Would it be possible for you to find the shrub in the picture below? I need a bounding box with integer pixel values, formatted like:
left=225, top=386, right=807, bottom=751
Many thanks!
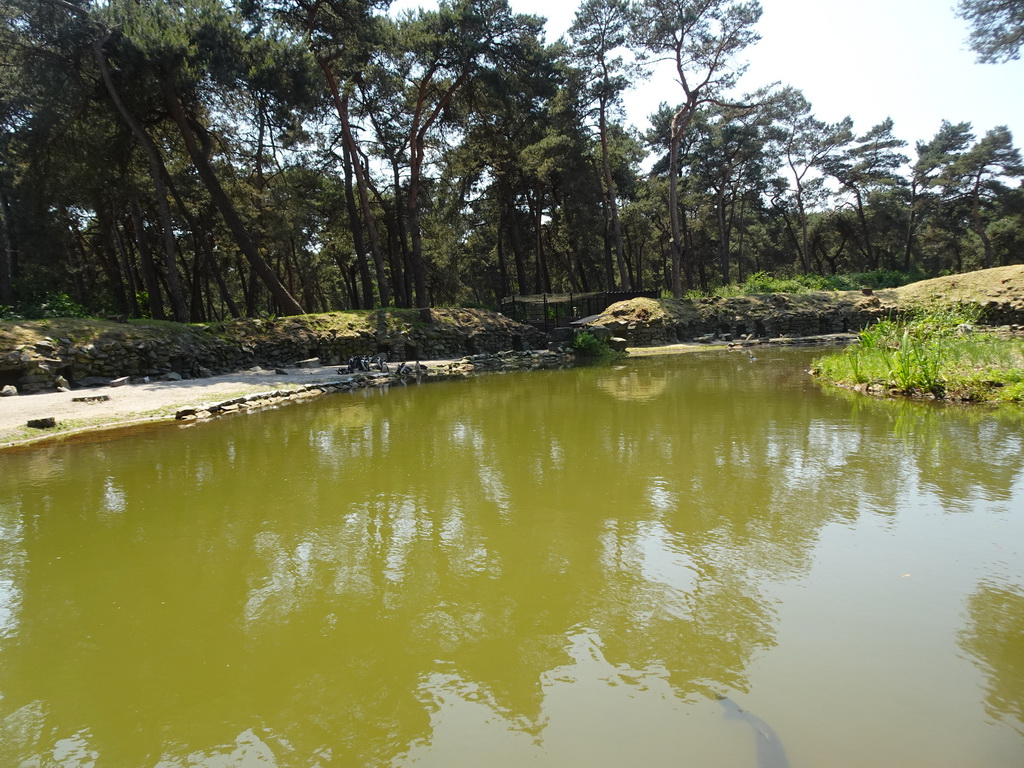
left=572, top=331, right=619, bottom=359
left=692, top=269, right=928, bottom=299
left=8, top=293, right=92, bottom=320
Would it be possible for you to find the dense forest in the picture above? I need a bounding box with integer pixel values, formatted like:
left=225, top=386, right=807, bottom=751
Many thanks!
left=1, top=0, right=1022, bottom=321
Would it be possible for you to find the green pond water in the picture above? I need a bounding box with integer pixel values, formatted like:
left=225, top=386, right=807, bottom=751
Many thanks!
left=0, top=348, right=1022, bottom=767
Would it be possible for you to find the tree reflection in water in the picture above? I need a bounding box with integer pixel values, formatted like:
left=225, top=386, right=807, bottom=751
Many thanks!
left=959, top=580, right=1024, bottom=736
left=0, top=349, right=1021, bottom=765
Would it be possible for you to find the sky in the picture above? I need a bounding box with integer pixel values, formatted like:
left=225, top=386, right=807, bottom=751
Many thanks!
left=389, top=0, right=1024, bottom=153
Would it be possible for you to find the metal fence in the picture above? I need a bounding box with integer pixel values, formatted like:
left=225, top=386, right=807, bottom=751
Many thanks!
left=500, top=290, right=660, bottom=333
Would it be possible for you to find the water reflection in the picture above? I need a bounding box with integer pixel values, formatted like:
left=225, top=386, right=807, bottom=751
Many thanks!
left=595, top=367, right=670, bottom=402
left=959, top=579, right=1024, bottom=736
left=0, top=350, right=1021, bottom=765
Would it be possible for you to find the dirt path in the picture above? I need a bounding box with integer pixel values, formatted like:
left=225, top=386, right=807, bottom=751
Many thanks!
left=0, top=365, right=358, bottom=451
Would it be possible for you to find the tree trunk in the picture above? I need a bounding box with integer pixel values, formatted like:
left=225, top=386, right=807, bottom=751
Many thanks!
left=496, top=208, right=510, bottom=299
left=379, top=207, right=407, bottom=309
left=667, top=104, right=694, bottom=297
left=903, top=181, right=918, bottom=272
left=391, top=162, right=411, bottom=307
left=91, top=210, right=130, bottom=316
left=0, top=187, right=13, bottom=305
left=795, top=179, right=812, bottom=274
left=111, top=217, right=141, bottom=318
left=625, top=227, right=643, bottom=291
left=407, top=162, right=429, bottom=310
left=341, top=139, right=373, bottom=309
left=599, top=101, right=631, bottom=290
left=736, top=199, right=747, bottom=283
left=337, top=92, right=389, bottom=306
left=969, top=178, right=994, bottom=269
left=167, top=181, right=242, bottom=319
left=66, top=234, right=87, bottom=307
left=406, top=69, right=468, bottom=313
left=188, top=243, right=206, bottom=322
left=93, top=37, right=189, bottom=321
left=162, top=81, right=304, bottom=316
left=502, top=178, right=529, bottom=294
left=679, top=203, right=694, bottom=291
left=532, top=192, right=550, bottom=294
left=716, top=190, right=731, bottom=285
left=850, top=188, right=878, bottom=270
left=129, top=198, right=166, bottom=320
left=204, top=249, right=239, bottom=318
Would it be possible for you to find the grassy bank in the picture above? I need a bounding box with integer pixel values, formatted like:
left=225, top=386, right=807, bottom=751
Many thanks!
left=811, top=306, right=1024, bottom=403
left=683, top=268, right=924, bottom=299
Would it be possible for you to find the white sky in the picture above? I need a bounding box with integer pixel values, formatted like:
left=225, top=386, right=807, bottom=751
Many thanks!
left=390, top=0, right=1024, bottom=152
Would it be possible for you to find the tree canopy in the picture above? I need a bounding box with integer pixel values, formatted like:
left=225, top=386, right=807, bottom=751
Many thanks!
left=1, top=0, right=1021, bottom=320
left=958, top=0, right=1024, bottom=63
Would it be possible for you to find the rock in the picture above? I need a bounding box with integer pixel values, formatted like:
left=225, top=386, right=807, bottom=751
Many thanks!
left=1, top=385, right=17, bottom=397
left=608, top=337, right=629, bottom=352
left=296, top=357, right=321, bottom=368
left=72, top=395, right=110, bottom=403
left=275, top=368, right=289, bottom=375
left=197, top=367, right=213, bottom=378
left=162, top=372, right=183, bottom=382
left=19, top=372, right=52, bottom=384
left=79, top=376, right=113, bottom=388
left=109, top=377, right=130, bottom=387
left=54, top=375, right=69, bottom=389
left=27, top=417, right=57, bottom=429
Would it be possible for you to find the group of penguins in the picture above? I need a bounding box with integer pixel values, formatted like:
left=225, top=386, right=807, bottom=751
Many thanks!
left=340, top=355, right=419, bottom=377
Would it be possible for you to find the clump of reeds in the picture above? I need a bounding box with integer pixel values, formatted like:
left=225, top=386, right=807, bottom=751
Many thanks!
left=812, top=304, right=1024, bottom=402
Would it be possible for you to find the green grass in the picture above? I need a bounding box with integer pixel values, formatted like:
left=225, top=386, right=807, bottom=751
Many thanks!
left=681, top=269, right=925, bottom=300
left=812, top=304, right=1024, bottom=402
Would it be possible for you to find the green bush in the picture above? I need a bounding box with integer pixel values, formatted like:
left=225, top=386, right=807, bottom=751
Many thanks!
left=572, top=331, right=619, bottom=359
left=694, top=269, right=927, bottom=299
left=6, top=293, right=92, bottom=320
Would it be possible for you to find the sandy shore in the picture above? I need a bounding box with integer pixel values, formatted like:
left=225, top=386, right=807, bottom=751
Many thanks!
left=0, top=343, right=734, bottom=451
left=0, top=365, right=362, bottom=451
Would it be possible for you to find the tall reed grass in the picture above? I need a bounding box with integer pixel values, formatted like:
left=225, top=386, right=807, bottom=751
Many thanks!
left=812, top=305, right=1024, bottom=402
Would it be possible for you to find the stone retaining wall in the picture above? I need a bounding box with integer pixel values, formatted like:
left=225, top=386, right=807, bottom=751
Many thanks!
left=6, top=289, right=1023, bottom=396
left=1, top=310, right=548, bottom=395
left=589, top=296, right=890, bottom=347
left=589, top=293, right=1024, bottom=347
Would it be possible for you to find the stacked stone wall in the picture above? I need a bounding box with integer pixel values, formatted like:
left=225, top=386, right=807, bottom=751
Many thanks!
left=0, top=312, right=548, bottom=395
left=591, top=293, right=1024, bottom=347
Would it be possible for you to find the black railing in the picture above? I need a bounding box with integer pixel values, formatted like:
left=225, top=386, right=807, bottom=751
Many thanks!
left=500, top=290, right=659, bottom=333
